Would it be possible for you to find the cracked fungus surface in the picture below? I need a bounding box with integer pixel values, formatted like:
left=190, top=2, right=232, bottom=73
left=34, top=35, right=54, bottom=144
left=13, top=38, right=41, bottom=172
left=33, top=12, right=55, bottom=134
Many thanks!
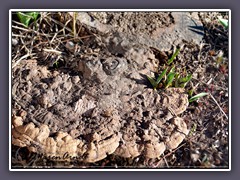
left=12, top=47, right=189, bottom=163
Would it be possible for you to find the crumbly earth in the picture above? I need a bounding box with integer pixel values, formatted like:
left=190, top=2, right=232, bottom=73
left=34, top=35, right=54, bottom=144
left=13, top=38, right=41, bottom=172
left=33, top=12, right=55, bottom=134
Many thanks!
left=88, top=12, right=174, bottom=35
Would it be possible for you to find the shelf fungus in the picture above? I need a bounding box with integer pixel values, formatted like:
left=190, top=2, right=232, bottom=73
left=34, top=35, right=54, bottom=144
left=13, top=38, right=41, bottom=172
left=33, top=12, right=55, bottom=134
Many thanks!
left=12, top=47, right=189, bottom=163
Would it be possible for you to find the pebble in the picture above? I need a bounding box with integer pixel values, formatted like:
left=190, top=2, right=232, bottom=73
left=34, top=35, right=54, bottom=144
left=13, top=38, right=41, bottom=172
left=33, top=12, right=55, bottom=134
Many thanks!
left=191, top=153, right=200, bottom=162
left=12, top=38, right=18, bottom=46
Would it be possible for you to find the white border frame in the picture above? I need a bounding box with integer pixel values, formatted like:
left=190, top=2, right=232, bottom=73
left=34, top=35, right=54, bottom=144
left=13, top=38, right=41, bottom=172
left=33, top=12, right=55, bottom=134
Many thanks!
left=9, top=9, right=231, bottom=171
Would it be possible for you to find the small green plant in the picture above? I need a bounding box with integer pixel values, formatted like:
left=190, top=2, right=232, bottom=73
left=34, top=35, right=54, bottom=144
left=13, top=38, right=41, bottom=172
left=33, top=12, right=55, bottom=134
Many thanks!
left=218, top=18, right=228, bottom=29
left=177, top=74, right=192, bottom=88
left=188, top=92, right=209, bottom=103
left=17, top=12, right=40, bottom=27
left=189, top=123, right=197, bottom=136
left=165, top=71, right=176, bottom=88
left=147, top=48, right=192, bottom=90
left=147, top=68, right=168, bottom=90
left=53, top=60, right=59, bottom=68
left=147, top=48, right=208, bottom=103
left=167, top=48, right=180, bottom=65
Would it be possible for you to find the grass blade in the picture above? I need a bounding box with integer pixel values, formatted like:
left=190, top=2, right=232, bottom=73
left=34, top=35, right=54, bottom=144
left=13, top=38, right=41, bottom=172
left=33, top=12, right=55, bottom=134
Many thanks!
left=189, top=92, right=209, bottom=103
left=17, top=12, right=32, bottom=27
left=188, top=89, right=194, bottom=97
left=178, top=74, right=192, bottom=83
left=156, top=68, right=168, bottom=84
left=147, top=75, right=158, bottom=90
left=169, top=65, right=175, bottom=73
left=218, top=18, right=228, bottom=29
left=17, top=12, right=40, bottom=27
left=174, top=73, right=180, bottom=87
left=179, top=74, right=192, bottom=87
left=167, top=48, right=180, bottom=65
left=165, top=72, right=175, bottom=88
left=27, top=12, right=39, bottom=21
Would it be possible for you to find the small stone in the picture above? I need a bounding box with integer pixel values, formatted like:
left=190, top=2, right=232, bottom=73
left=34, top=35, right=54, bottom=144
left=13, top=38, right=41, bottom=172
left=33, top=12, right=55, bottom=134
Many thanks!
left=65, top=41, right=75, bottom=52
left=213, top=140, right=220, bottom=148
left=12, top=38, right=18, bottom=46
left=191, top=153, right=200, bottom=162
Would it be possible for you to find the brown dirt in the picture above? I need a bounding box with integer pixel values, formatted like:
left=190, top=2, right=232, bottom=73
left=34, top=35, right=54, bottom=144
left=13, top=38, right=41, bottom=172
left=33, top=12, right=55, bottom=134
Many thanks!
left=88, top=12, right=174, bottom=36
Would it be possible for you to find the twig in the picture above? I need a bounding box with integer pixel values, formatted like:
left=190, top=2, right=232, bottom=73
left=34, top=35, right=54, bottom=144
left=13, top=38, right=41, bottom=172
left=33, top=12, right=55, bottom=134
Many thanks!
left=43, top=48, right=62, bottom=55
left=50, top=33, right=58, bottom=44
left=209, top=93, right=228, bottom=119
left=45, top=16, right=73, bottom=34
left=12, top=53, right=36, bottom=68
left=12, top=33, right=26, bottom=38
left=163, top=153, right=169, bottom=168
left=206, top=77, right=213, bottom=85
left=19, top=36, right=29, bottom=53
left=12, top=20, right=29, bottom=28
left=197, top=42, right=205, bottom=61
left=73, top=12, right=77, bottom=38
left=12, top=25, right=52, bottom=38
left=15, top=147, right=22, bottom=160
left=162, top=143, right=186, bottom=159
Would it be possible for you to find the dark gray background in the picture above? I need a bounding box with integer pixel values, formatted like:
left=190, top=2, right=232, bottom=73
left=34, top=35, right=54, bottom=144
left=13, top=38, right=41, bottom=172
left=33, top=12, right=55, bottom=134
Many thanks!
left=1, top=0, right=238, bottom=179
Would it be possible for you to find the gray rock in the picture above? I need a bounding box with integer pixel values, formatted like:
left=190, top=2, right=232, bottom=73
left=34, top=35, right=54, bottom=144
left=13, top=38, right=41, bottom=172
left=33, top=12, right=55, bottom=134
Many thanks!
left=74, top=12, right=204, bottom=51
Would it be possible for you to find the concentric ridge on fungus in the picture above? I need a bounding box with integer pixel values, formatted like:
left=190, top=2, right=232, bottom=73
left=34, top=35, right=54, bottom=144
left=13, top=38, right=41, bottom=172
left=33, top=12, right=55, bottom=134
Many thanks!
left=12, top=47, right=189, bottom=163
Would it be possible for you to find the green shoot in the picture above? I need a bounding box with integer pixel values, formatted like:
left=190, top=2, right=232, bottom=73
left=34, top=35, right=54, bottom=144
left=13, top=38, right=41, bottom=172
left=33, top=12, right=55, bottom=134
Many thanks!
left=188, top=92, right=209, bottom=103
left=165, top=72, right=176, bottom=88
left=169, top=65, right=175, bottom=73
left=147, top=67, right=169, bottom=90
left=17, top=12, right=40, bottom=27
left=174, top=73, right=180, bottom=87
left=146, top=48, right=195, bottom=90
left=188, top=89, right=194, bottom=97
left=147, top=75, right=158, bottom=90
left=178, top=74, right=192, bottom=88
left=189, top=123, right=197, bottom=136
left=156, top=68, right=168, bottom=84
left=167, top=48, right=180, bottom=65
left=218, top=18, right=228, bottom=29
left=216, top=56, right=224, bottom=65
left=53, top=60, right=59, bottom=68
